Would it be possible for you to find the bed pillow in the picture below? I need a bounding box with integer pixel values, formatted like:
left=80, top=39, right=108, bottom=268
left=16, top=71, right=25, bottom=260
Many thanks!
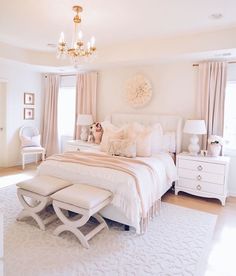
left=162, top=132, right=176, bottom=153
left=107, top=138, right=136, bottom=158
left=20, top=134, right=41, bottom=148
left=100, top=122, right=126, bottom=152
left=126, top=123, right=152, bottom=157
left=151, top=123, right=164, bottom=154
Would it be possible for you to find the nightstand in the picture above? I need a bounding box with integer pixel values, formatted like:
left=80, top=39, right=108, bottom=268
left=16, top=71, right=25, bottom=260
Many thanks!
left=64, top=140, right=100, bottom=153
left=175, top=152, right=230, bottom=206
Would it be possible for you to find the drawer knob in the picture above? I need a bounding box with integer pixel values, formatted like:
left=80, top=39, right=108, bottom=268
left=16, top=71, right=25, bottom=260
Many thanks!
left=197, top=165, right=203, bottom=171
left=196, top=184, right=201, bottom=190
left=197, top=175, right=202, bottom=181
left=77, top=148, right=80, bottom=151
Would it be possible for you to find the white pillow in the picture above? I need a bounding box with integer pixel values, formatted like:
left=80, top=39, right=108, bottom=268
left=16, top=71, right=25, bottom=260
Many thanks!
left=162, top=132, right=176, bottom=153
left=21, top=134, right=41, bottom=148
left=151, top=123, right=163, bottom=154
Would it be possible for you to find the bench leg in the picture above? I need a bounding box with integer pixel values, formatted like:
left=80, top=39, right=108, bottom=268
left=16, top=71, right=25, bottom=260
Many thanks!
left=17, top=189, right=56, bottom=230
left=53, top=201, right=108, bottom=249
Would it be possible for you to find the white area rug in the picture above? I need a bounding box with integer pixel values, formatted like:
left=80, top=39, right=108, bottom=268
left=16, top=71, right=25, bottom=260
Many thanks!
left=1, top=185, right=217, bottom=276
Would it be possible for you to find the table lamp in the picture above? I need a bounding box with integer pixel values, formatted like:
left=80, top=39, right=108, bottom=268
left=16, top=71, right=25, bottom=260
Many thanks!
left=77, top=114, right=93, bottom=141
left=183, top=120, right=207, bottom=155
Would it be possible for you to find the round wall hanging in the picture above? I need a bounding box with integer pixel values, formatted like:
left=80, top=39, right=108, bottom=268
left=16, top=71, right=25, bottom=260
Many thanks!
left=126, top=74, right=152, bottom=108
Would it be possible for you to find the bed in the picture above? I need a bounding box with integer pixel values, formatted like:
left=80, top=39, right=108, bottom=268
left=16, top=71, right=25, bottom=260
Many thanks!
left=38, top=113, right=183, bottom=233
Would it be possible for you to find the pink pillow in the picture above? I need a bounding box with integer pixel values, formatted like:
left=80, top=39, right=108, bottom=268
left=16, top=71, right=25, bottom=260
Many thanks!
left=126, top=123, right=152, bottom=157
left=100, top=122, right=126, bottom=152
left=20, top=135, right=41, bottom=148
left=107, top=138, right=136, bottom=158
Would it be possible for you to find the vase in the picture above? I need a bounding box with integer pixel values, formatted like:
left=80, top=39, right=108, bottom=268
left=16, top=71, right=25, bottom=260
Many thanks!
left=208, top=143, right=221, bottom=157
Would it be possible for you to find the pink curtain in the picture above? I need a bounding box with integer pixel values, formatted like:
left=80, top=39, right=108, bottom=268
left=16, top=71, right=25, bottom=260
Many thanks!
left=74, top=72, right=98, bottom=139
left=42, top=74, right=60, bottom=156
left=198, top=61, right=227, bottom=149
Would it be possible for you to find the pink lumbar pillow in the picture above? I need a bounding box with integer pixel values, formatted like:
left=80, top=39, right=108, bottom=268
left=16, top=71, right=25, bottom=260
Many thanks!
left=107, top=138, right=136, bottom=158
left=20, top=135, right=41, bottom=148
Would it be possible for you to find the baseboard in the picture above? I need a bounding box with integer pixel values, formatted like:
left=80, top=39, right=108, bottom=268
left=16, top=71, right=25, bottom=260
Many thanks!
left=228, top=191, right=236, bottom=197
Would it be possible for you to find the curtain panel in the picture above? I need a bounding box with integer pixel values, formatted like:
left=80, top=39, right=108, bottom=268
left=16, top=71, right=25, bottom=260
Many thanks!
left=42, top=74, right=60, bottom=156
left=74, top=72, right=98, bottom=139
left=198, top=61, right=227, bottom=149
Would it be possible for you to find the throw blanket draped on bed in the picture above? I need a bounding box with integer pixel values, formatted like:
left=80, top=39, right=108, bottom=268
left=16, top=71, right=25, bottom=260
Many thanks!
left=47, top=151, right=162, bottom=233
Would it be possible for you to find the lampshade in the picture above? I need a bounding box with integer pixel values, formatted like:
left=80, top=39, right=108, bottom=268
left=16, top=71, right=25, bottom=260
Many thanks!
left=77, top=114, right=93, bottom=126
left=183, top=120, right=207, bottom=135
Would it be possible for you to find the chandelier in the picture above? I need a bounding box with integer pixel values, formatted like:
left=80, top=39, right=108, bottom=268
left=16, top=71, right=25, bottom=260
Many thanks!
left=57, top=5, right=96, bottom=65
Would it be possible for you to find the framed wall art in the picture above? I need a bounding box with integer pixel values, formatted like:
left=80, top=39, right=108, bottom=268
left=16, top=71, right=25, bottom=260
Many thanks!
left=24, top=108, right=34, bottom=120
left=24, top=92, right=35, bottom=105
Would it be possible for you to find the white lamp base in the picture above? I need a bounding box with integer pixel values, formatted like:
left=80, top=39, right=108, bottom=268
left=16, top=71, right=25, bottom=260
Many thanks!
left=188, top=134, right=200, bottom=156
left=80, top=126, right=88, bottom=141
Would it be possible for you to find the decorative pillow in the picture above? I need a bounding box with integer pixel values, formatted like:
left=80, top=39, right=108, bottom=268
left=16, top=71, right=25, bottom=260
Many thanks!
left=151, top=123, right=163, bottom=154
left=20, top=134, right=41, bottom=148
left=100, top=122, right=126, bottom=152
left=162, top=132, right=176, bottom=153
left=107, top=138, right=136, bottom=158
left=126, top=122, right=152, bottom=157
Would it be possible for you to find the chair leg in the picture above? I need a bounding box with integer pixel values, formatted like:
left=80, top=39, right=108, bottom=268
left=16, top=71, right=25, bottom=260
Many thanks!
left=35, top=153, right=38, bottom=164
left=22, top=154, right=25, bottom=170
left=42, top=151, right=45, bottom=161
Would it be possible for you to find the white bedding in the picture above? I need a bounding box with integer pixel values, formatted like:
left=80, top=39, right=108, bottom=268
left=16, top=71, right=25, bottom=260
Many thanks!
left=38, top=152, right=177, bottom=233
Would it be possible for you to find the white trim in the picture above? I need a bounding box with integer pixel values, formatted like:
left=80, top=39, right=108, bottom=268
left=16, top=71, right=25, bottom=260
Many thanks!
left=224, top=148, right=236, bottom=157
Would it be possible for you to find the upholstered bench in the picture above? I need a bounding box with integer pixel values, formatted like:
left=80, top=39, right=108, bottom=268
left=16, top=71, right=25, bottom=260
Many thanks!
left=51, top=184, right=113, bottom=249
left=16, top=175, right=71, bottom=230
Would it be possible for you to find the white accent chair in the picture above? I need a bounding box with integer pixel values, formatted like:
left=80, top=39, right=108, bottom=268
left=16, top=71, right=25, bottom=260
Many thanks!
left=19, top=126, right=46, bottom=169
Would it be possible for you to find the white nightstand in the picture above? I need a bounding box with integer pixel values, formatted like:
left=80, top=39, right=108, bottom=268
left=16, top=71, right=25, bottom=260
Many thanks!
left=64, top=140, right=100, bottom=153
left=175, top=152, right=230, bottom=206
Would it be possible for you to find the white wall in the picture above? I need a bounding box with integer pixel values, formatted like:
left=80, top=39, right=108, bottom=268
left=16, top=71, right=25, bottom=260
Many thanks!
left=98, top=61, right=198, bottom=119
left=97, top=61, right=198, bottom=149
left=0, top=59, right=42, bottom=166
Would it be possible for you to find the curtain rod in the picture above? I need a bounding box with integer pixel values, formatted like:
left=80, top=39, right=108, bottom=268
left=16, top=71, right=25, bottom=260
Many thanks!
left=193, top=60, right=236, bottom=67
left=44, top=74, right=77, bottom=78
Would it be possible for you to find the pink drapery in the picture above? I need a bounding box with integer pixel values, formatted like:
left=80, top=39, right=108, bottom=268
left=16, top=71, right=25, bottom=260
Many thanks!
left=42, top=74, right=60, bottom=156
left=198, top=61, right=227, bottom=149
left=74, top=72, right=98, bottom=139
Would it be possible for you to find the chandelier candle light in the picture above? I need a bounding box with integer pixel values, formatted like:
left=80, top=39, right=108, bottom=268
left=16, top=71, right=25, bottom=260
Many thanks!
left=57, top=5, right=96, bottom=65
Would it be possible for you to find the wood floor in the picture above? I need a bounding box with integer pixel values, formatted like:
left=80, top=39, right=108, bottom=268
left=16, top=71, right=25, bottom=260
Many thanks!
left=1, top=164, right=236, bottom=276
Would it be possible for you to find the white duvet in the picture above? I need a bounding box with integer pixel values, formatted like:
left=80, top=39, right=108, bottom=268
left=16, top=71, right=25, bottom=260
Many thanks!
left=37, top=152, right=177, bottom=232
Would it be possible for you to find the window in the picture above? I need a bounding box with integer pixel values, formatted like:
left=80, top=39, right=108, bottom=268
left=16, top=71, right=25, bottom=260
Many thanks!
left=224, top=82, right=236, bottom=149
left=58, top=86, right=76, bottom=151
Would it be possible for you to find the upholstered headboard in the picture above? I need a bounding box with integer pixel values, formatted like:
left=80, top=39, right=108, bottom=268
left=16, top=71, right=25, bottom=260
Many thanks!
left=110, top=113, right=183, bottom=154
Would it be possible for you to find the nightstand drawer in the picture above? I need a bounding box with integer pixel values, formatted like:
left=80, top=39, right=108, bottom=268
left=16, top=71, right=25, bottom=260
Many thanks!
left=178, top=178, right=224, bottom=195
left=178, top=168, right=224, bottom=185
left=178, top=159, right=225, bottom=174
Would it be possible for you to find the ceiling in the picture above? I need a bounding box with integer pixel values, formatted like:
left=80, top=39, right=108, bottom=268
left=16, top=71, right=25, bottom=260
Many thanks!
left=0, top=0, right=236, bottom=52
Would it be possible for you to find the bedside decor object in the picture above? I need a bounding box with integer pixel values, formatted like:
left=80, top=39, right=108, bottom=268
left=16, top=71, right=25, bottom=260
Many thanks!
left=24, top=108, right=34, bottom=120
left=91, top=122, right=103, bottom=144
left=24, top=92, right=35, bottom=105
left=126, top=74, right=152, bottom=108
left=175, top=153, right=230, bottom=205
left=183, top=120, right=206, bottom=155
left=77, top=114, right=93, bottom=141
left=208, top=135, right=224, bottom=157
